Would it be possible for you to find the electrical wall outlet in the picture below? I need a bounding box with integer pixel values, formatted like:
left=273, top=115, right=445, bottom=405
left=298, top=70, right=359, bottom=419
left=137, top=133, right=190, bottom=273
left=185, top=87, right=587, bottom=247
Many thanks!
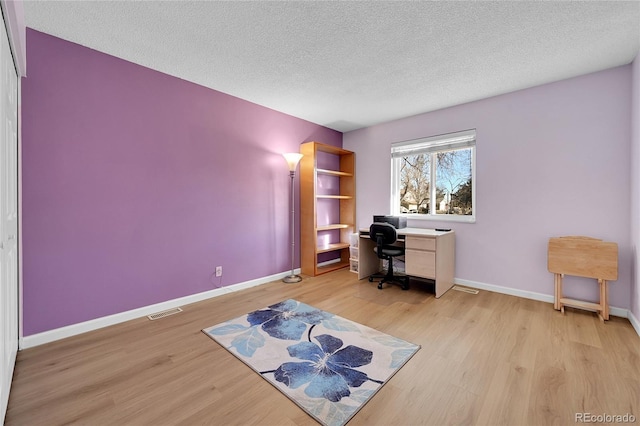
left=215, top=266, right=222, bottom=277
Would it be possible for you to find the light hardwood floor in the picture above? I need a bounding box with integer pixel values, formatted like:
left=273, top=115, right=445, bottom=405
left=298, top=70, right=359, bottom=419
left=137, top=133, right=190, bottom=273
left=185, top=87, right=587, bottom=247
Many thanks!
left=6, top=269, right=640, bottom=425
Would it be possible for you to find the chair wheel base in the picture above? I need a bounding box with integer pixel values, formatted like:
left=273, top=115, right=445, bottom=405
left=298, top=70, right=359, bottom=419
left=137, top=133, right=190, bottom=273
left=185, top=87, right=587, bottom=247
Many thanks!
left=375, top=278, right=409, bottom=291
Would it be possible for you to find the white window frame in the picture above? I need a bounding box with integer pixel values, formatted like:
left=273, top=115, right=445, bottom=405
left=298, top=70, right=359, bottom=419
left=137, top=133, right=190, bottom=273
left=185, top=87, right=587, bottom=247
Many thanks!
left=390, top=129, right=476, bottom=223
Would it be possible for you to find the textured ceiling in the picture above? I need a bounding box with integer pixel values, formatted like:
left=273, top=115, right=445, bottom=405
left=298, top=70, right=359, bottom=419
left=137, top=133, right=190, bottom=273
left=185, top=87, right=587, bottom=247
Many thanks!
left=23, top=1, right=640, bottom=132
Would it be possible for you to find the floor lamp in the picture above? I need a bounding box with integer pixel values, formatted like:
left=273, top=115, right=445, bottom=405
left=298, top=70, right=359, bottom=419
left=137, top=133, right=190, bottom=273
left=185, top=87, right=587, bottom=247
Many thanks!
left=282, top=153, right=303, bottom=283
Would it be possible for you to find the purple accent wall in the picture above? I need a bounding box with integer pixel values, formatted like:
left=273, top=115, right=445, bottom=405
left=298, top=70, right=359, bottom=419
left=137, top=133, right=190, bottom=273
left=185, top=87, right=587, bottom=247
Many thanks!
left=21, top=29, right=341, bottom=336
left=632, top=54, right=640, bottom=322
left=345, top=66, right=632, bottom=310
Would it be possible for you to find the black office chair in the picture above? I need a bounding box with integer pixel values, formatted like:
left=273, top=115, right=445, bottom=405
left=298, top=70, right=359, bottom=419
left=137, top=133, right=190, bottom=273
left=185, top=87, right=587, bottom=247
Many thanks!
left=368, top=222, right=409, bottom=290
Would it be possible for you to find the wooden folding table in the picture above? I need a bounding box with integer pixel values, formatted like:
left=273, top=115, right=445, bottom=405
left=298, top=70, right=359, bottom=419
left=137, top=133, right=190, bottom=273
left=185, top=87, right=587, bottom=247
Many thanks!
left=547, top=236, right=618, bottom=321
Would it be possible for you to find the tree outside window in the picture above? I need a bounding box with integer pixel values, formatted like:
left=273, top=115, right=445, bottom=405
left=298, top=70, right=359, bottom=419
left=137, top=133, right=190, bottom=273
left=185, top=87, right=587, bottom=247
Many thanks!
left=392, top=130, right=475, bottom=222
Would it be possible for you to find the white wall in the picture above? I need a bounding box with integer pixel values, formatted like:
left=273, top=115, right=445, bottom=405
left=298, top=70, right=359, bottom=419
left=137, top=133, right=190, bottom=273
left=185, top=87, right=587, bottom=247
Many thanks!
left=345, top=66, right=632, bottom=310
left=631, top=55, right=640, bottom=323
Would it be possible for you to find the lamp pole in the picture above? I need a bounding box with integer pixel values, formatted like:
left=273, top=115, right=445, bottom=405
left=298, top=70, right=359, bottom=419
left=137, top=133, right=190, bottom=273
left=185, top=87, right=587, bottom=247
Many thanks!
left=282, top=153, right=303, bottom=283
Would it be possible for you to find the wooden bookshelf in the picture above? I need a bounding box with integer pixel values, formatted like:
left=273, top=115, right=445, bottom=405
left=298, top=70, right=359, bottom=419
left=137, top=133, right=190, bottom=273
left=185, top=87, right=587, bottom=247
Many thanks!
left=300, top=142, right=356, bottom=276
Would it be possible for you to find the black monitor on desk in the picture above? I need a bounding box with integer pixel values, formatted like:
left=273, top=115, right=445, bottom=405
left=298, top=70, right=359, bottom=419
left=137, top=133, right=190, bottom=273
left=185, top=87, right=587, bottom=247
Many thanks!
left=373, top=215, right=407, bottom=229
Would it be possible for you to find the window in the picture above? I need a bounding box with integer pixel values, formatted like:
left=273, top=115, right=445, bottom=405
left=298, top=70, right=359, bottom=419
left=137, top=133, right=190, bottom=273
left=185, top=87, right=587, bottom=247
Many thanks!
left=391, top=129, right=476, bottom=222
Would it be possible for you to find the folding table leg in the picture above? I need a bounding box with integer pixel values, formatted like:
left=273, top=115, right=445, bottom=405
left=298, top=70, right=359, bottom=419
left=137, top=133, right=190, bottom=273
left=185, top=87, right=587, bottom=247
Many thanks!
left=554, top=273, right=563, bottom=311
left=554, top=274, right=558, bottom=310
left=599, top=279, right=609, bottom=321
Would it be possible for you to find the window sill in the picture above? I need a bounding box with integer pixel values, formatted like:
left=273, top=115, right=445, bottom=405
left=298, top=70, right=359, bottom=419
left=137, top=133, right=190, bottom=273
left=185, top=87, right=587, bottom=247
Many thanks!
left=398, top=213, right=476, bottom=224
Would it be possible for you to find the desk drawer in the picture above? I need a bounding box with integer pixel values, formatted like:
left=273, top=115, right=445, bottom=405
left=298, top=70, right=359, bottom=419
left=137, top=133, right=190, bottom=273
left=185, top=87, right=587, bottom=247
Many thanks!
left=405, top=236, right=436, bottom=251
left=405, top=249, right=436, bottom=279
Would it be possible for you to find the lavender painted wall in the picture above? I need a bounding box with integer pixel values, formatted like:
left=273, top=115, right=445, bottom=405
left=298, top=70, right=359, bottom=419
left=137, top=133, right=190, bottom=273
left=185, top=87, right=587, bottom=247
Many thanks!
left=21, top=29, right=341, bottom=336
left=345, top=66, right=632, bottom=310
left=632, top=55, right=640, bottom=322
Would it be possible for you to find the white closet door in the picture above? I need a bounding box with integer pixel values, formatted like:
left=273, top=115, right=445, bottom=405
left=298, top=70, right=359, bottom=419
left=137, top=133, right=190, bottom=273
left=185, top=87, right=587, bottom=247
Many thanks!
left=0, top=10, right=18, bottom=422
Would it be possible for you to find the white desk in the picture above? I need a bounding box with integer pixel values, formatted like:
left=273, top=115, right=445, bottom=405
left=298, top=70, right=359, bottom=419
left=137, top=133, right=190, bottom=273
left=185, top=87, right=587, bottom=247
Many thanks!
left=358, top=227, right=455, bottom=298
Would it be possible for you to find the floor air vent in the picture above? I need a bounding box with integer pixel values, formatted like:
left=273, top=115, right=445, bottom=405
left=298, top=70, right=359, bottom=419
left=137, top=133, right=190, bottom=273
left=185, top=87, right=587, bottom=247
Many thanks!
left=147, top=307, right=183, bottom=320
left=452, top=285, right=479, bottom=295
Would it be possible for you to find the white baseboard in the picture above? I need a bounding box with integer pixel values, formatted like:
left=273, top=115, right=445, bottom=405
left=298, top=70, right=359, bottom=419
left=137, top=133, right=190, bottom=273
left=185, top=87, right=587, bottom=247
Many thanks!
left=454, top=278, right=630, bottom=320
left=317, top=258, right=342, bottom=267
left=21, top=269, right=300, bottom=349
left=628, top=309, right=640, bottom=337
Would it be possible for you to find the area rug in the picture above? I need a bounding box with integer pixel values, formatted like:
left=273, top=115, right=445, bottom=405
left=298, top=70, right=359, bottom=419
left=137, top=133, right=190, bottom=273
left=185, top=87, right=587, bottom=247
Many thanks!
left=202, top=299, right=420, bottom=426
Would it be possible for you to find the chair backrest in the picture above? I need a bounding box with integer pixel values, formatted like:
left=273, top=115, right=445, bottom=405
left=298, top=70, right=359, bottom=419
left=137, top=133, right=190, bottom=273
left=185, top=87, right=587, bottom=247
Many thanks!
left=369, top=222, right=398, bottom=246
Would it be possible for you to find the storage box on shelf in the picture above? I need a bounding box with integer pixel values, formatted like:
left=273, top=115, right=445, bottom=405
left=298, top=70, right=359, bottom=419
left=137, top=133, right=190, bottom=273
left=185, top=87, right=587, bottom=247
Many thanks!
left=300, top=142, right=356, bottom=276
left=349, top=259, right=359, bottom=274
left=349, top=233, right=359, bottom=273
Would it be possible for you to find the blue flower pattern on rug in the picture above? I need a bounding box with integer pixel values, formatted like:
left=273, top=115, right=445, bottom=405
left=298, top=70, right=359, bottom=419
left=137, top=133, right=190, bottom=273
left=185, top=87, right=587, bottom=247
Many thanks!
left=204, top=299, right=420, bottom=426
left=275, top=334, right=379, bottom=402
left=247, top=299, right=333, bottom=340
